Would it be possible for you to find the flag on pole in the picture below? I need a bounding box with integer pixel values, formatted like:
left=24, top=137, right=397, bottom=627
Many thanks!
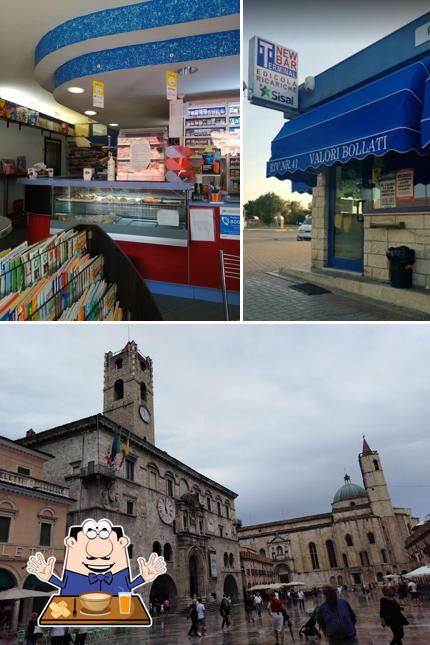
left=119, top=435, right=130, bottom=467
left=105, top=431, right=122, bottom=464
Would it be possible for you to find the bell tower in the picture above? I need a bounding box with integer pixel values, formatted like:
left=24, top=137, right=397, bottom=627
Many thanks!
left=359, top=438, right=394, bottom=517
left=103, top=341, right=155, bottom=444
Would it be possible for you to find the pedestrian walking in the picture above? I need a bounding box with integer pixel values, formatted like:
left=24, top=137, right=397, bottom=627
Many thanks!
left=245, top=594, right=255, bottom=623
left=407, top=579, right=422, bottom=607
left=220, top=595, right=231, bottom=630
left=187, top=600, right=199, bottom=637
left=163, top=598, right=170, bottom=615
left=50, top=627, right=65, bottom=645
left=25, top=613, right=43, bottom=645
left=267, top=591, right=286, bottom=645
left=380, top=585, right=409, bottom=645
left=196, top=597, right=206, bottom=636
left=74, top=627, right=87, bottom=645
left=298, top=590, right=305, bottom=611
left=254, top=592, right=263, bottom=618
left=317, top=585, right=359, bottom=645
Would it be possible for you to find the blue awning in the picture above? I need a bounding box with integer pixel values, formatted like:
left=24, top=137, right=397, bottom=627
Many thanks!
left=268, top=57, right=430, bottom=183
left=422, top=76, right=430, bottom=148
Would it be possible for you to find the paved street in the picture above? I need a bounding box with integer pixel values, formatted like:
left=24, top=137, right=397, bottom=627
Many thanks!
left=244, top=229, right=428, bottom=321
left=93, top=592, right=429, bottom=644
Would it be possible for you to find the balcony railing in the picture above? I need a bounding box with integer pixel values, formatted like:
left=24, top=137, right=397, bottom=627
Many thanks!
left=0, top=468, right=69, bottom=497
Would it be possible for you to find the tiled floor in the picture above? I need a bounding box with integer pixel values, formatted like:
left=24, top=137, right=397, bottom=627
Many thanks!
left=98, top=592, right=430, bottom=644
left=154, top=294, right=239, bottom=322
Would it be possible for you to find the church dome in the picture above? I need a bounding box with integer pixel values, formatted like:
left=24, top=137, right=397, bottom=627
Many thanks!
left=333, top=475, right=367, bottom=504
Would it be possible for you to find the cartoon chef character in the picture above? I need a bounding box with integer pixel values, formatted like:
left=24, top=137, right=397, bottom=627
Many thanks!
left=26, top=518, right=166, bottom=595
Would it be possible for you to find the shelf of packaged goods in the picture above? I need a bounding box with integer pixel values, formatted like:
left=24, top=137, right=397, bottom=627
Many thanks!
left=185, top=117, right=227, bottom=122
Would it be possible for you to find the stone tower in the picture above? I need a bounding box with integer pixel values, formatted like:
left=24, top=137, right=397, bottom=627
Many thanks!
left=359, top=438, right=394, bottom=517
left=103, top=341, right=155, bottom=443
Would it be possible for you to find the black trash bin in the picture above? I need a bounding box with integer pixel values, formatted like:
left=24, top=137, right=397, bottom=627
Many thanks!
left=386, top=246, right=415, bottom=289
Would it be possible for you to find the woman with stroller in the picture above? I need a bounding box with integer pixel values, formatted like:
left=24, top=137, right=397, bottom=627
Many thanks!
left=267, top=591, right=286, bottom=645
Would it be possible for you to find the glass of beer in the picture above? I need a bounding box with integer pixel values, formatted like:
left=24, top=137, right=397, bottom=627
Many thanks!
left=118, top=592, right=132, bottom=614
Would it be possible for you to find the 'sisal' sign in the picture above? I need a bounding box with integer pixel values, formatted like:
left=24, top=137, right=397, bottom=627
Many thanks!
left=248, top=36, right=299, bottom=115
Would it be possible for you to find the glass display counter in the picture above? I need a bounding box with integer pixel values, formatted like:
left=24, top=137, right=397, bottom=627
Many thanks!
left=50, top=182, right=189, bottom=246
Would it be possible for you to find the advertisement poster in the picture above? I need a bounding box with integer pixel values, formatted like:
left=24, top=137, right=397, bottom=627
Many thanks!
left=93, top=81, right=105, bottom=108
left=380, top=179, right=396, bottom=209
left=248, top=36, right=298, bottom=115
left=166, top=71, right=178, bottom=100
left=220, top=207, right=240, bottom=240
left=396, top=168, right=414, bottom=201
left=209, top=553, right=217, bottom=578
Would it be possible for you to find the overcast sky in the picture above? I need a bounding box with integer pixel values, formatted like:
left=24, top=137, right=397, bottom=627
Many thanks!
left=244, top=0, right=430, bottom=205
left=1, top=324, right=429, bottom=524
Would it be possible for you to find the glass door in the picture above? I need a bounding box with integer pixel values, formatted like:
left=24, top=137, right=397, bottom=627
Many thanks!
left=328, top=164, right=364, bottom=272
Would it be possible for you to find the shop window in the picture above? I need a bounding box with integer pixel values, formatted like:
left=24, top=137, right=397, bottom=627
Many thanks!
left=0, top=516, right=11, bottom=543
left=309, top=542, right=320, bottom=570
left=326, top=540, right=338, bottom=568
left=39, top=522, right=52, bottom=547
left=367, top=532, right=375, bottom=544
left=114, top=379, right=124, bottom=400
left=345, top=534, right=353, bottom=547
left=126, top=501, right=134, bottom=515
left=125, top=458, right=135, bottom=481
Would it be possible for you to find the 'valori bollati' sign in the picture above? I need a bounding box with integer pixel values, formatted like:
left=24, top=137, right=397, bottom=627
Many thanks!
left=0, top=543, right=62, bottom=560
left=268, top=134, right=388, bottom=175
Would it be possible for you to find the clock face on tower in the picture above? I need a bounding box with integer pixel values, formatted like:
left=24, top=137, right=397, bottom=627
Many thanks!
left=139, top=405, right=151, bottom=424
left=158, top=496, right=176, bottom=524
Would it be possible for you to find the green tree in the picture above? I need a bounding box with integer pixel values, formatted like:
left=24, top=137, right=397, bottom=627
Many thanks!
left=251, top=192, right=286, bottom=226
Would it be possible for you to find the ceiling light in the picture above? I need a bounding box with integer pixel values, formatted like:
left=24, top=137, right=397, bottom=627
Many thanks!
left=84, top=110, right=97, bottom=116
left=68, top=87, right=85, bottom=94
left=177, top=66, right=199, bottom=76
left=109, top=123, right=119, bottom=127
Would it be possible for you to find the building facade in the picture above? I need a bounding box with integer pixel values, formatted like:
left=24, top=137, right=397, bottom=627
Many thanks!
left=405, top=518, right=430, bottom=566
left=0, top=436, right=72, bottom=629
left=240, top=548, right=276, bottom=593
left=239, top=440, right=417, bottom=589
left=266, top=11, right=430, bottom=315
left=18, top=341, right=242, bottom=610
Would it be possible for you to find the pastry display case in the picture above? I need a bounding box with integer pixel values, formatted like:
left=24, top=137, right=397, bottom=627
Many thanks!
left=50, top=182, right=190, bottom=245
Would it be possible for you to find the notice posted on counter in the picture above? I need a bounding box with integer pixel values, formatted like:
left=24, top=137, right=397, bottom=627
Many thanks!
left=396, top=168, right=414, bottom=201
left=190, top=208, right=215, bottom=242
left=379, top=178, right=396, bottom=209
left=220, top=207, right=240, bottom=240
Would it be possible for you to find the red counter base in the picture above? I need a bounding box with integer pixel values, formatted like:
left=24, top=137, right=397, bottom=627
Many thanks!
left=27, top=212, right=51, bottom=245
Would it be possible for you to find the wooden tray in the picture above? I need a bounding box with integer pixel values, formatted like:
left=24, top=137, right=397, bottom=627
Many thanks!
left=39, top=595, right=151, bottom=626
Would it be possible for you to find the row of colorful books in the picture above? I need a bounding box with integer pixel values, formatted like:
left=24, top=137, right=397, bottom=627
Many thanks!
left=0, top=229, right=123, bottom=321
left=0, top=228, right=88, bottom=298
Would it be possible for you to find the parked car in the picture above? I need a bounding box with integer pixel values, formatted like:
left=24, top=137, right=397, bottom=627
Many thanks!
left=297, top=215, right=312, bottom=240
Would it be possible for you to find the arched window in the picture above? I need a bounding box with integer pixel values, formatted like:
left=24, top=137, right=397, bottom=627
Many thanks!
left=259, top=548, right=266, bottom=557
left=373, top=459, right=380, bottom=471
left=345, top=534, right=353, bottom=547
left=163, top=543, right=172, bottom=561
left=229, top=553, right=234, bottom=567
left=326, top=540, right=337, bottom=568
left=140, top=359, right=147, bottom=372
left=152, top=541, right=162, bottom=556
left=115, top=358, right=122, bottom=369
left=367, top=532, right=375, bottom=544
left=140, top=382, right=147, bottom=401
left=114, top=379, right=124, bottom=400
left=224, top=552, right=229, bottom=567
left=309, top=542, right=320, bottom=570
